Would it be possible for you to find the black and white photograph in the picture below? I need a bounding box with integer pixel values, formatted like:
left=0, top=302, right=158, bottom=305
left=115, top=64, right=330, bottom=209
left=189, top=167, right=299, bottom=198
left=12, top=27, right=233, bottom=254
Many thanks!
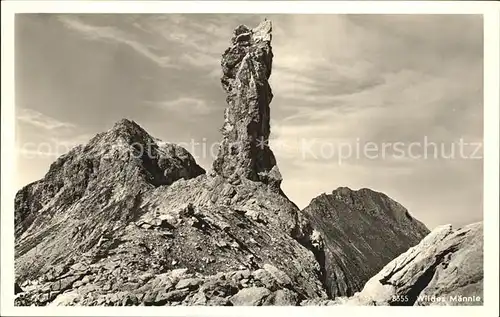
left=1, top=1, right=499, bottom=315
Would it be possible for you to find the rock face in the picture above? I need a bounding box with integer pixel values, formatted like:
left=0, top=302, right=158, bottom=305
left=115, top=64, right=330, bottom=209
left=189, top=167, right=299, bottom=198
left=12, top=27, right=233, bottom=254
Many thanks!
left=212, top=19, right=282, bottom=190
left=13, top=20, right=477, bottom=307
left=340, top=222, right=483, bottom=306
left=14, top=118, right=327, bottom=305
left=301, top=187, right=430, bottom=297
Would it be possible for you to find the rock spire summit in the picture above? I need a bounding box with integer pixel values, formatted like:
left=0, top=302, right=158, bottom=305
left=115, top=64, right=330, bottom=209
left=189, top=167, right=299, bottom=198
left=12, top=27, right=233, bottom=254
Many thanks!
left=212, top=20, right=282, bottom=189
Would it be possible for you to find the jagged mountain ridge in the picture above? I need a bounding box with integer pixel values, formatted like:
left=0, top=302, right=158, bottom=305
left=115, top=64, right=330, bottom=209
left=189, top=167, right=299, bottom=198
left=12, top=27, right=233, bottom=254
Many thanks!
left=14, top=20, right=439, bottom=306
left=15, top=118, right=328, bottom=305
left=15, top=20, right=327, bottom=306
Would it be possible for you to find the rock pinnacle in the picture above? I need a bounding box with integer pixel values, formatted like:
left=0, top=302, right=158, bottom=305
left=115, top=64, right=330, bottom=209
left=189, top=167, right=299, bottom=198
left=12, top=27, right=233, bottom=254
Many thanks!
left=212, top=20, right=282, bottom=189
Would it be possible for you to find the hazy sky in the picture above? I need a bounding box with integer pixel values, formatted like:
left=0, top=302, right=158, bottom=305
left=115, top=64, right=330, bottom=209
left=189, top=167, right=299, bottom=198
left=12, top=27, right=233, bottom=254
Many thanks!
left=15, top=14, right=483, bottom=229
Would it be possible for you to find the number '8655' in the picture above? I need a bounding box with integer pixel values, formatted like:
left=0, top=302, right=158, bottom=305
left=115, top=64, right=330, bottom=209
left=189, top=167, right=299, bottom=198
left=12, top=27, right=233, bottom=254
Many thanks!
left=391, top=295, right=409, bottom=302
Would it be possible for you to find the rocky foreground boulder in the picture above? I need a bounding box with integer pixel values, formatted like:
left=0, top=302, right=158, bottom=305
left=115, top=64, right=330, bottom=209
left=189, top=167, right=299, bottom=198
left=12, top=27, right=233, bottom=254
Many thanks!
left=17, top=263, right=302, bottom=306
left=302, top=222, right=483, bottom=306
left=353, top=221, right=483, bottom=306
left=14, top=20, right=481, bottom=306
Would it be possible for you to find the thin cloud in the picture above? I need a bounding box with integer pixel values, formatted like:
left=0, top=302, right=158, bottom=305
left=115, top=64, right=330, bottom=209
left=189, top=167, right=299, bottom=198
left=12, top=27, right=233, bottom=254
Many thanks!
left=141, top=14, right=231, bottom=55
left=180, top=52, right=220, bottom=70
left=17, top=108, right=75, bottom=131
left=17, top=133, right=93, bottom=159
left=48, top=134, right=93, bottom=149
left=131, top=15, right=239, bottom=70
left=16, top=148, right=60, bottom=158
left=143, top=97, right=215, bottom=116
left=57, top=15, right=175, bottom=69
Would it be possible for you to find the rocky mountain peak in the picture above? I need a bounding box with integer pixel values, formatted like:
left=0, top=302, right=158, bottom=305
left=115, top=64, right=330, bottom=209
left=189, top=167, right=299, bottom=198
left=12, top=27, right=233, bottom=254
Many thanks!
left=108, top=118, right=145, bottom=136
left=212, top=20, right=281, bottom=190
left=87, top=118, right=155, bottom=150
left=302, top=188, right=430, bottom=297
left=15, top=119, right=205, bottom=242
left=111, top=117, right=141, bottom=130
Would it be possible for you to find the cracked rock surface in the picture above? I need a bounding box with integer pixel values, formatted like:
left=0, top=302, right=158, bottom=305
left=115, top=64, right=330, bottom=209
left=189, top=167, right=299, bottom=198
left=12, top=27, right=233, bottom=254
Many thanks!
left=17, top=263, right=303, bottom=306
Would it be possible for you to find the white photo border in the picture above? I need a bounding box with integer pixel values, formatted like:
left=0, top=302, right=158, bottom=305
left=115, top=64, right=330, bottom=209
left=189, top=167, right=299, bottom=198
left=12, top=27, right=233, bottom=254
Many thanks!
left=1, top=1, right=498, bottom=316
